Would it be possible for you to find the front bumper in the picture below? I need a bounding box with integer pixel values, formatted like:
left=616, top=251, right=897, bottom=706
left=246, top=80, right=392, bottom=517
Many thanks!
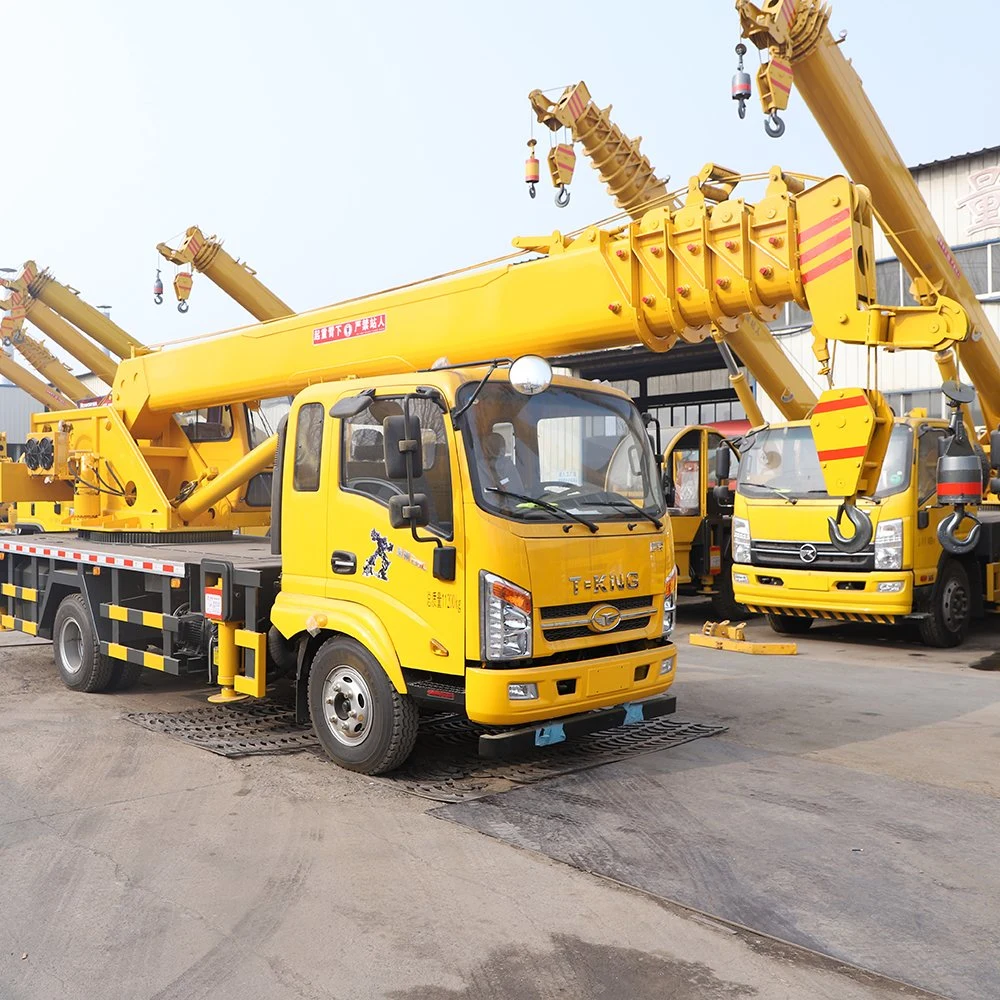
left=466, top=641, right=676, bottom=726
left=733, top=564, right=914, bottom=619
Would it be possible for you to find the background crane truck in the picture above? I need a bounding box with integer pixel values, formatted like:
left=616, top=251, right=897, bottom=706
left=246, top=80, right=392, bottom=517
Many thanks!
left=719, top=0, right=1000, bottom=647
left=0, top=158, right=933, bottom=772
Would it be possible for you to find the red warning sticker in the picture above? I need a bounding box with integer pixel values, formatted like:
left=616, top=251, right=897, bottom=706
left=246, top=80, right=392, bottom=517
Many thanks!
left=313, top=313, right=386, bottom=345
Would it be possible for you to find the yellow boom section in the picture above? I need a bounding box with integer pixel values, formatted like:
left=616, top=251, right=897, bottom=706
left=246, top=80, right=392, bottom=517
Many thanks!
left=157, top=226, right=294, bottom=322
left=738, top=0, right=1000, bottom=434
left=0, top=352, right=76, bottom=411
left=529, top=82, right=816, bottom=421
left=115, top=168, right=960, bottom=440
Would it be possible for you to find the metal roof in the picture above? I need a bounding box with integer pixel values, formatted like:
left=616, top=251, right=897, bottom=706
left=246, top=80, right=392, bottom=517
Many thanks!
left=911, top=145, right=1000, bottom=172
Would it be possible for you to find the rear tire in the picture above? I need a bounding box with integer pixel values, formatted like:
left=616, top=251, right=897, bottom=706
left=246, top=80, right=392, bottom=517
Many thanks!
left=109, top=661, right=144, bottom=691
left=709, top=558, right=744, bottom=621
left=766, top=612, right=814, bottom=635
left=919, top=560, right=971, bottom=648
left=53, top=594, right=115, bottom=693
left=308, top=636, right=418, bottom=774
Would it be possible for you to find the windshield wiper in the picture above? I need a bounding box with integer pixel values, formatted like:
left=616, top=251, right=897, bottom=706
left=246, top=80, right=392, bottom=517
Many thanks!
left=570, top=491, right=663, bottom=528
left=742, top=481, right=798, bottom=505
left=485, top=487, right=599, bottom=533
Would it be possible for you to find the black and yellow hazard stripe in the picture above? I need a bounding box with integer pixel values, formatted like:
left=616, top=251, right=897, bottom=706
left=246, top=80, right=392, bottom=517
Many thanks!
left=746, top=604, right=896, bottom=625
left=1, top=583, right=37, bottom=602
left=100, top=641, right=181, bottom=675
left=1, top=614, right=38, bottom=635
left=100, top=603, right=180, bottom=632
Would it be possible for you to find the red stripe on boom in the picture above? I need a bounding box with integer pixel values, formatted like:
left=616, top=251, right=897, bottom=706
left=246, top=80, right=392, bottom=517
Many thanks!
left=802, top=248, right=854, bottom=285
left=770, top=58, right=792, bottom=75
left=816, top=445, right=868, bottom=462
left=798, top=207, right=850, bottom=245
left=772, top=77, right=792, bottom=94
left=798, top=228, right=851, bottom=266
left=812, top=394, right=868, bottom=414
left=937, top=482, right=982, bottom=496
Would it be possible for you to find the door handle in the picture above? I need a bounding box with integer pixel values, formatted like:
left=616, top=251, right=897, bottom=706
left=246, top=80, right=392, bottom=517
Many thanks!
left=331, top=550, right=357, bottom=575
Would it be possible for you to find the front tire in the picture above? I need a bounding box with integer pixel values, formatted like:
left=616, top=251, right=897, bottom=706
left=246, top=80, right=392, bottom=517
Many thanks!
left=766, top=612, right=814, bottom=635
left=53, top=594, right=115, bottom=692
left=308, top=636, right=418, bottom=774
left=709, top=557, right=744, bottom=621
left=919, top=560, right=971, bottom=648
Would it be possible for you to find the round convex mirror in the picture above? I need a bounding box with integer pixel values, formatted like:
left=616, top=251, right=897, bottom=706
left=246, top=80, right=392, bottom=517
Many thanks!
left=509, top=355, right=553, bottom=396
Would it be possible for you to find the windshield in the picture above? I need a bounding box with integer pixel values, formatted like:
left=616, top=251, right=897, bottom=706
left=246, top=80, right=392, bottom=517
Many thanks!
left=459, top=381, right=665, bottom=523
left=737, top=423, right=913, bottom=500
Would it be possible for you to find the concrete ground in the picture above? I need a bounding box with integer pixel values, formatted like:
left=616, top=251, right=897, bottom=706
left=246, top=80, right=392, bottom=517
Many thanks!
left=0, top=609, right=997, bottom=999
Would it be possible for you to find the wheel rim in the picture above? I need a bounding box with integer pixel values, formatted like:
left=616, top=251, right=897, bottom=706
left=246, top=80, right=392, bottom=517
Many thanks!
left=59, top=618, right=85, bottom=674
left=941, top=577, right=969, bottom=632
left=322, top=666, right=373, bottom=747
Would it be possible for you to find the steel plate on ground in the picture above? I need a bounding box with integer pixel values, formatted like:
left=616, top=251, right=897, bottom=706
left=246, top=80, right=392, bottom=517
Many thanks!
left=123, top=702, right=726, bottom=803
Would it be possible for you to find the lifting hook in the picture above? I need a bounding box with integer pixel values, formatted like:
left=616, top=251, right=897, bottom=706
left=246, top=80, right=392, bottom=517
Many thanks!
left=938, top=509, right=981, bottom=556
left=764, top=111, right=786, bottom=139
left=732, top=43, right=751, bottom=121
left=153, top=268, right=164, bottom=305
left=827, top=502, right=873, bottom=553
left=555, top=185, right=571, bottom=208
left=177, top=300, right=189, bottom=314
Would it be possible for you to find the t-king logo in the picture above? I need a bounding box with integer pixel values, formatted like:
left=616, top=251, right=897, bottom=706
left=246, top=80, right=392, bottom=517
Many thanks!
left=313, top=312, right=387, bottom=345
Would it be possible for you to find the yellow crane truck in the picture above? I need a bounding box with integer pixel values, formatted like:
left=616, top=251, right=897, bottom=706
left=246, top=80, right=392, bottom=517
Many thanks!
left=724, top=0, right=1000, bottom=646
left=0, top=158, right=945, bottom=771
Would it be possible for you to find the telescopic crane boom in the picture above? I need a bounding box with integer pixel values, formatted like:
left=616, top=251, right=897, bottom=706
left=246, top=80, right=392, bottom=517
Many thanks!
left=736, top=0, right=1000, bottom=437
left=529, top=80, right=817, bottom=423
left=156, top=227, right=294, bottom=321
left=0, top=351, right=75, bottom=411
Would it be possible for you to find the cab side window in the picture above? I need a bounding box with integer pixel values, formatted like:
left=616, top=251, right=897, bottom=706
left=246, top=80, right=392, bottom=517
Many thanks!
left=917, top=428, right=946, bottom=503
left=293, top=403, right=325, bottom=492
left=341, top=397, right=454, bottom=536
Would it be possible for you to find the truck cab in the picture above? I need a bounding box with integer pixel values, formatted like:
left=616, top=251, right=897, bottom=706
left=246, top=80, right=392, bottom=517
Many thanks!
left=730, top=413, right=997, bottom=647
left=270, top=363, right=679, bottom=771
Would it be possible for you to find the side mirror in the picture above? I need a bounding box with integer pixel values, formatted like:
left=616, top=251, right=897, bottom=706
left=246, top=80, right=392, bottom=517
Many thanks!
left=661, top=471, right=675, bottom=507
left=330, top=393, right=374, bottom=419
left=383, top=414, right=423, bottom=479
left=715, top=446, right=732, bottom=484
left=991, top=430, right=1000, bottom=471
left=713, top=483, right=735, bottom=505
left=388, top=493, right=430, bottom=530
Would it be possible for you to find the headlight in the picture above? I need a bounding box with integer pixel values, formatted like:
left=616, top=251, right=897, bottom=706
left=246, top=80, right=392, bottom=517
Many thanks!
left=733, top=517, right=751, bottom=565
left=480, top=571, right=532, bottom=661
left=663, top=565, right=678, bottom=638
left=874, top=518, right=903, bottom=571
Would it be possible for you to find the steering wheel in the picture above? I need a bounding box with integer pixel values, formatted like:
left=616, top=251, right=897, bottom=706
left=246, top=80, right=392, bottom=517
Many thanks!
left=537, top=480, right=581, bottom=495
left=349, top=478, right=405, bottom=501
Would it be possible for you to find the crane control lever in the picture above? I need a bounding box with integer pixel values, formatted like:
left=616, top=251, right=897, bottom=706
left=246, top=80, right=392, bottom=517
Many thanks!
left=936, top=381, right=985, bottom=556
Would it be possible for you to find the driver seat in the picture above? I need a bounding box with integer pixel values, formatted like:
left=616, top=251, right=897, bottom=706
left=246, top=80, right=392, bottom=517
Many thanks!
left=482, top=432, right=523, bottom=493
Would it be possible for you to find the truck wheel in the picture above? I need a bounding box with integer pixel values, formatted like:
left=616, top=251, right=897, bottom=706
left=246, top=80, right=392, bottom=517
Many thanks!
left=709, top=559, right=743, bottom=621
left=766, top=612, right=814, bottom=635
left=53, top=594, right=115, bottom=693
left=308, top=636, right=418, bottom=774
left=919, top=560, right=971, bottom=648
left=109, top=662, right=144, bottom=691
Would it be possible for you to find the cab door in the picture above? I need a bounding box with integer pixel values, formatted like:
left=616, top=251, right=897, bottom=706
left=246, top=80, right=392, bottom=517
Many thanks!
left=279, top=398, right=331, bottom=599
left=328, top=390, right=466, bottom=675
left=663, top=427, right=706, bottom=584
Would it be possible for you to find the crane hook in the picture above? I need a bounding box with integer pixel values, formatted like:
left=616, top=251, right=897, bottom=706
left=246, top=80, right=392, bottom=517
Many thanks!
left=555, top=185, right=571, bottom=208
left=528, top=183, right=536, bottom=199
left=764, top=111, right=786, bottom=139
left=732, top=43, right=752, bottom=121
left=153, top=268, right=164, bottom=306
left=177, top=300, right=189, bottom=314
left=827, top=502, right=873, bottom=553
left=937, top=509, right=981, bottom=556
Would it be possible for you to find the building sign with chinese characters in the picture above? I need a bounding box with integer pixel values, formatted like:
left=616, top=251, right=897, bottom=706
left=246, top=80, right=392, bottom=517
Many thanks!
left=958, top=166, right=1000, bottom=240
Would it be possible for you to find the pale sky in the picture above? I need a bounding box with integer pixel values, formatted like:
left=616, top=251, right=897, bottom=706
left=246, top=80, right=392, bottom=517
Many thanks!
left=3, top=0, right=997, bottom=371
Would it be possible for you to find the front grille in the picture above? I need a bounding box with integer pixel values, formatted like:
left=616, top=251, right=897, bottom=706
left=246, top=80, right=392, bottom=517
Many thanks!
left=540, top=593, right=659, bottom=643
left=540, top=593, right=653, bottom=620
left=751, top=540, right=875, bottom=573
